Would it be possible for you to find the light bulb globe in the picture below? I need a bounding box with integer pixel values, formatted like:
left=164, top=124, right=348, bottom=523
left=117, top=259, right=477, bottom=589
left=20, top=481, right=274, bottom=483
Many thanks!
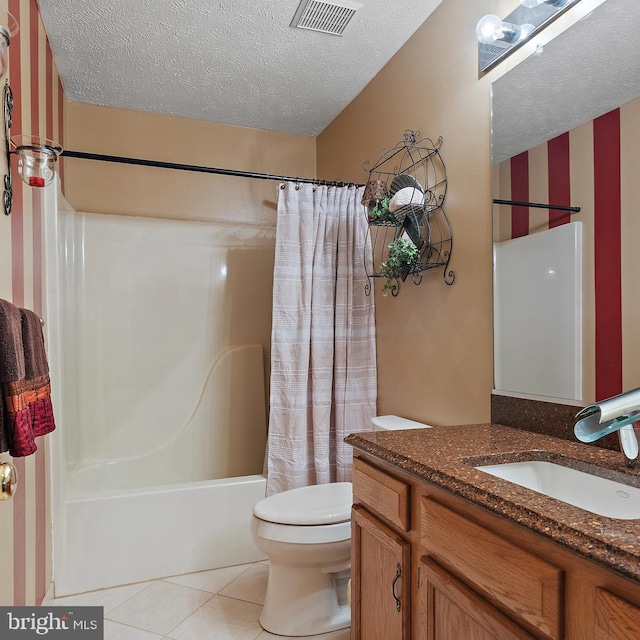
left=519, top=23, right=535, bottom=41
left=475, top=14, right=503, bottom=44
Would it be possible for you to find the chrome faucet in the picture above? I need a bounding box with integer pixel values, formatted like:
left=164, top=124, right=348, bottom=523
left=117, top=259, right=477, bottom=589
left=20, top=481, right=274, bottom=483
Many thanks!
left=574, top=388, right=640, bottom=461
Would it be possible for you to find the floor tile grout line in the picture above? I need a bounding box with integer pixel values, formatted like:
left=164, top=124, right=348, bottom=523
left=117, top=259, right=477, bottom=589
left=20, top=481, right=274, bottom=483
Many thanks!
left=54, top=561, right=270, bottom=637
left=51, top=579, right=156, bottom=611
left=216, top=562, right=269, bottom=603
left=218, top=561, right=259, bottom=589
left=52, top=561, right=262, bottom=608
left=104, top=579, right=157, bottom=614
left=103, top=617, right=165, bottom=637
left=160, top=591, right=217, bottom=638
left=157, top=578, right=225, bottom=596
left=215, top=592, right=266, bottom=607
left=161, top=592, right=267, bottom=639
left=157, top=561, right=259, bottom=597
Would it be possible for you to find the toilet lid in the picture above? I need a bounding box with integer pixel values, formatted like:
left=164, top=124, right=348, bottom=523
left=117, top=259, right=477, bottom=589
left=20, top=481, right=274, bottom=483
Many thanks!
left=253, top=482, right=352, bottom=525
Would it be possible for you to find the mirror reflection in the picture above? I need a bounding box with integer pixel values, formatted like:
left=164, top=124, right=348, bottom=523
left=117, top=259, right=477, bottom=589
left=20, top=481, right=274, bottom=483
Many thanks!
left=491, top=0, right=640, bottom=404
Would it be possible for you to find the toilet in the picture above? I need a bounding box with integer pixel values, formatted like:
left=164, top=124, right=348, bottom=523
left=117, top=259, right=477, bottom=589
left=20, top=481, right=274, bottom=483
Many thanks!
left=251, top=415, right=431, bottom=636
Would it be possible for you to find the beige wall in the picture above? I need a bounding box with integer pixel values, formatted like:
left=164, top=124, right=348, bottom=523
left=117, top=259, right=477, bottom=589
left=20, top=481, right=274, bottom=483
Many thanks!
left=61, top=104, right=316, bottom=449
left=317, top=0, right=515, bottom=426
left=64, top=103, right=316, bottom=225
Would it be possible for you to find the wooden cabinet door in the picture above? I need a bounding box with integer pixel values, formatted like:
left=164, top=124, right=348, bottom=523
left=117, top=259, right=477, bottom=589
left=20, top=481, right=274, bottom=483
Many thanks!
left=595, top=588, right=640, bottom=640
left=352, top=505, right=411, bottom=640
left=415, top=557, right=536, bottom=640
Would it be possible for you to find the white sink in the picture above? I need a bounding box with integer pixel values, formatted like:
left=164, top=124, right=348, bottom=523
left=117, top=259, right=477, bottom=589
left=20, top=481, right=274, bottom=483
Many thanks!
left=475, top=460, right=640, bottom=520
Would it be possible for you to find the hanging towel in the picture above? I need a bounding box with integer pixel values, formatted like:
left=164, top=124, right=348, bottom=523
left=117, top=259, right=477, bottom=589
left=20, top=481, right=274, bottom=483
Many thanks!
left=0, top=301, right=56, bottom=457
left=0, top=300, right=26, bottom=453
left=0, top=299, right=25, bottom=381
left=19, top=309, right=55, bottom=441
left=21, top=309, right=49, bottom=378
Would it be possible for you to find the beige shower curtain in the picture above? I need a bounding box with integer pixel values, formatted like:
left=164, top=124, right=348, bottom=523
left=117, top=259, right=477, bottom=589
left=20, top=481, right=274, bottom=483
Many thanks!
left=266, top=182, right=377, bottom=495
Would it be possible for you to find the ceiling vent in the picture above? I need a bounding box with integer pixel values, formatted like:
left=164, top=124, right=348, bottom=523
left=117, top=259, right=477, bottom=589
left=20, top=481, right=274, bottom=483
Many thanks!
left=291, top=0, right=363, bottom=36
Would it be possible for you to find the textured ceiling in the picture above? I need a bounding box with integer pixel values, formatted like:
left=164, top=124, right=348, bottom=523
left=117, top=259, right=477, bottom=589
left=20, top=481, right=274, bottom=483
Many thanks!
left=492, top=0, right=640, bottom=164
left=37, top=0, right=442, bottom=136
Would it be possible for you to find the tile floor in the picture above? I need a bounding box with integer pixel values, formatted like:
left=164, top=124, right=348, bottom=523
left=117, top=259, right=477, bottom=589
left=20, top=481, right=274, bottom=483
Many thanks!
left=44, top=561, right=350, bottom=640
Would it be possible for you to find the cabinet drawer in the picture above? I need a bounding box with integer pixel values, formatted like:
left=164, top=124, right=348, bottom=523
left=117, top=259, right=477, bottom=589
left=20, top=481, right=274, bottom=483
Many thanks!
left=421, top=497, right=563, bottom=640
left=421, top=557, right=537, bottom=640
left=353, top=458, right=410, bottom=531
left=595, top=588, right=640, bottom=640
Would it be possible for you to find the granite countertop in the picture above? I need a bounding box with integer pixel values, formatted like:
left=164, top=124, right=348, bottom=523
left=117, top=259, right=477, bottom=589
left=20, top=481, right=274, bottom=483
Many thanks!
left=346, top=423, right=640, bottom=583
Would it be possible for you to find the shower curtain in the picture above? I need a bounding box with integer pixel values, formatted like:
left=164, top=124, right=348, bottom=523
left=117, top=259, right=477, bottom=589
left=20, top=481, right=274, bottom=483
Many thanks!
left=267, top=182, right=377, bottom=495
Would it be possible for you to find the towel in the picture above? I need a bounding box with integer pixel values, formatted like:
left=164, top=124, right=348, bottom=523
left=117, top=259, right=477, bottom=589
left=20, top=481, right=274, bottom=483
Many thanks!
left=0, top=299, right=25, bottom=382
left=0, top=299, right=25, bottom=453
left=19, top=309, right=55, bottom=445
left=0, top=301, right=56, bottom=456
left=21, top=308, right=49, bottom=378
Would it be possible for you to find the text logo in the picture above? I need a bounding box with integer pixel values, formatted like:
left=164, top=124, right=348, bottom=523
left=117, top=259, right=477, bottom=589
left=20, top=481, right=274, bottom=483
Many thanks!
left=0, top=607, right=103, bottom=638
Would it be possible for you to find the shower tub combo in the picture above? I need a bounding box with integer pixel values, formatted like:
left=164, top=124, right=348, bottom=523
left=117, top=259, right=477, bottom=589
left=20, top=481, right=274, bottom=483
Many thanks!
left=45, top=188, right=274, bottom=596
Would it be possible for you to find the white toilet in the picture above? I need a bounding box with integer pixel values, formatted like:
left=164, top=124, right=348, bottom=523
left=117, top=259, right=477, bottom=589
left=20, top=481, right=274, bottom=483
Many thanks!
left=251, top=415, right=431, bottom=637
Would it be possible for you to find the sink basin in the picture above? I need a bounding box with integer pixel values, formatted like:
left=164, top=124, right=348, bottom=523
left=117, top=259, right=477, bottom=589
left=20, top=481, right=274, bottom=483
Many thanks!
left=475, top=460, right=640, bottom=519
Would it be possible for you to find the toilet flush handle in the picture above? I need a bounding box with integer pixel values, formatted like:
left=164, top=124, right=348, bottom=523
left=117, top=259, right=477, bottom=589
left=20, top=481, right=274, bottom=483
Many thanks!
left=392, top=563, right=402, bottom=612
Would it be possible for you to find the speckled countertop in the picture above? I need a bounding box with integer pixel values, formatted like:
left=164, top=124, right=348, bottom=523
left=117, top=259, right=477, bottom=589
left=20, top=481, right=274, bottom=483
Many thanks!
left=346, top=423, right=640, bottom=583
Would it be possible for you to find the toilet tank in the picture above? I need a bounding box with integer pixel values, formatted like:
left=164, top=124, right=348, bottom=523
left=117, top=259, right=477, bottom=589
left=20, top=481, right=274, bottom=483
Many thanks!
left=371, top=415, right=432, bottom=431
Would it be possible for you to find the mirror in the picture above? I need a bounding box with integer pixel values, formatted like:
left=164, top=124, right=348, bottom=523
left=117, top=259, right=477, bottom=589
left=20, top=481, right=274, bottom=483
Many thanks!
left=491, top=0, right=640, bottom=403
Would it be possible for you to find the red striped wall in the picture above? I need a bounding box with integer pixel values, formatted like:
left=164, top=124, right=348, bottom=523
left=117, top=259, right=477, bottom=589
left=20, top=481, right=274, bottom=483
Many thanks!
left=510, top=151, right=529, bottom=238
left=0, top=0, right=65, bottom=606
left=548, top=132, right=571, bottom=228
left=593, top=109, right=622, bottom=400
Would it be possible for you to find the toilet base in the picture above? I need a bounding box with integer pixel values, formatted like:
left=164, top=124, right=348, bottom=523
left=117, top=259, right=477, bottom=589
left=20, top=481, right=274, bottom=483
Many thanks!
left=260, top=562, right=351, bottom=637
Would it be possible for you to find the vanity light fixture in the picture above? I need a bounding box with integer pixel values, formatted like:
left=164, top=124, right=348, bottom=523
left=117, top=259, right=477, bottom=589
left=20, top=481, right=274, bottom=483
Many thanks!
left=0, top=9, right=62, bottom=215
left=521, top=0, right=569, bottom=8
left=476, top=0, right=582, bottom=73
left=475, top=15, right=533, bottom=45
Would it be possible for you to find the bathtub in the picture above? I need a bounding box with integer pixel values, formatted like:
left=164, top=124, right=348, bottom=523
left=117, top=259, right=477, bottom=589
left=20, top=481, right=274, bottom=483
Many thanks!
left=44, top=189, right=274, bottom=597
left=55, top=474, right=266, bottom=597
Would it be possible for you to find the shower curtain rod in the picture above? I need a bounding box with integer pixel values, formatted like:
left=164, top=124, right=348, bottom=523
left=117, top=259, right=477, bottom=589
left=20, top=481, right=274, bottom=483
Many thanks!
left=493, top=198, right=581, bottom=213
left=60, top=150, right=363, bottom=188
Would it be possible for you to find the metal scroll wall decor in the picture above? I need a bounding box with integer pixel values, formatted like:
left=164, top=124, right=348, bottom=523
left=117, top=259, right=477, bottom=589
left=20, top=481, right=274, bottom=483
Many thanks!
left=3, top=79, right=12, bottom=216
left=0, top=5, right=63, bottom=216
left=2, top=77, right=63, bottom=216
left=361, top=131, right=454, bottom=297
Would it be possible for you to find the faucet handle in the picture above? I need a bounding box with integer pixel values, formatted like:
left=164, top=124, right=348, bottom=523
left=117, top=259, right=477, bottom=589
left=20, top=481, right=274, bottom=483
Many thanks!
left=619, top=424, right=639, bottom=460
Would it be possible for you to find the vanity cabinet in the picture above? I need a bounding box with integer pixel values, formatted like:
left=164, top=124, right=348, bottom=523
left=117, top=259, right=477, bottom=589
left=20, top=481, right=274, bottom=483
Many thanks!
left=420, top=496, right=562, bottom=639
left=595, top=588, right=640, bottom=640
left=416, top=557, right=536, bottom=640
left=351, top=458, right=412, bottom=640
left=351, top=452, right=640, bottom=640
left=352, top=506, right=410, bottom=640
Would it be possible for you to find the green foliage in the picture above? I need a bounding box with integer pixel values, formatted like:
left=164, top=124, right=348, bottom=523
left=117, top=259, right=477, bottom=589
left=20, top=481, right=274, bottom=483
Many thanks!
left=379, top=237, right=420, bottom=296
left=368, top=197, right=394, bottom=222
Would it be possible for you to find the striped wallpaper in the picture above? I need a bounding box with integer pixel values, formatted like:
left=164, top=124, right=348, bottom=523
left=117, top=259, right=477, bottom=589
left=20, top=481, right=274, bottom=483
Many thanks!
left=0, top=0, right=64, bottom=606
left=495, top=99, right=640, bottom=405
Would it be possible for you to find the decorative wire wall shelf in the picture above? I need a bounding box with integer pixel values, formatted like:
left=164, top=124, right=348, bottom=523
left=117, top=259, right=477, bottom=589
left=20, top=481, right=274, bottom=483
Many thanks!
left=362, top=131, right=454, bottom=297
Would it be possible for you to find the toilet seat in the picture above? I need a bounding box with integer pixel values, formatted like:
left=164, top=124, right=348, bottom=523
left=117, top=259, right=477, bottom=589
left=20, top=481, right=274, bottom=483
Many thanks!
left=252, top=518, right=351, bottom=544
left=253, top=482, right=352, bottom=525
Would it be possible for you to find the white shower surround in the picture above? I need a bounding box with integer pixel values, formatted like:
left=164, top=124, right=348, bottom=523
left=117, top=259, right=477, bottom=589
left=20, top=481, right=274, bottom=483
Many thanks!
left=44, top=184, right=271, bottom=596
